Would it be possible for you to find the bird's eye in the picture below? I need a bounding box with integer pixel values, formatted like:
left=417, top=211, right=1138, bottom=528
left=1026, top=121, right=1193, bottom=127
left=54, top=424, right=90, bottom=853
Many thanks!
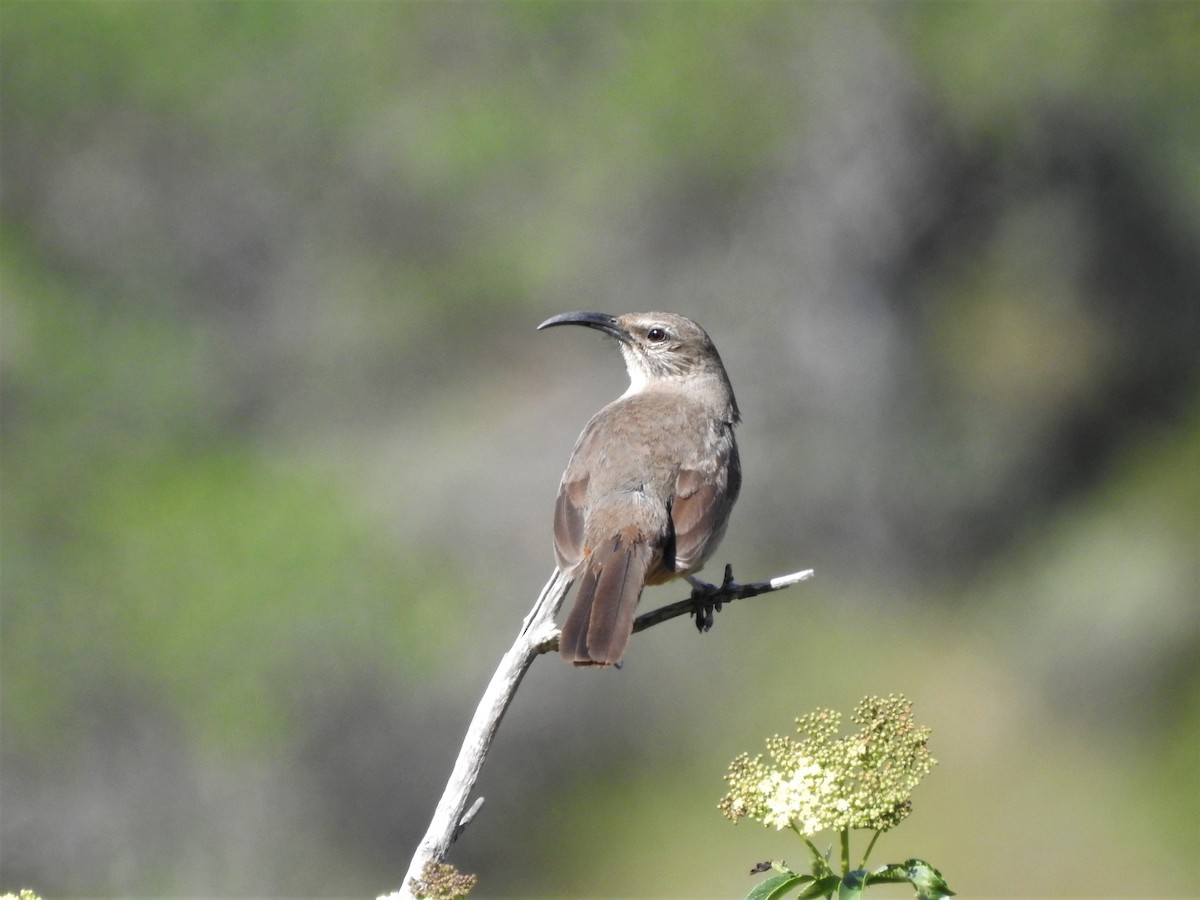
left=646, top=327, right=668, bottom=343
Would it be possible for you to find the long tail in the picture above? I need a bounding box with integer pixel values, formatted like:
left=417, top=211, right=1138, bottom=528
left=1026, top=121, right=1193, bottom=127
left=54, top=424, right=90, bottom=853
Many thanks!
left=560, top=534, right=652, bottom=667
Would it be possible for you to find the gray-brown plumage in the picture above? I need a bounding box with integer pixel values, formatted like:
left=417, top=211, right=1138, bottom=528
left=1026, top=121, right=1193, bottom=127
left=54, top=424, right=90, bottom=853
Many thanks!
left=538, top=311, right=741, bottom=667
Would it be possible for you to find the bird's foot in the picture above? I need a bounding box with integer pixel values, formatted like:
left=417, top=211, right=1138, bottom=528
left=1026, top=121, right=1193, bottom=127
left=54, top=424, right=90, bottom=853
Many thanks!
left=686, top=564, right=737, bottom=632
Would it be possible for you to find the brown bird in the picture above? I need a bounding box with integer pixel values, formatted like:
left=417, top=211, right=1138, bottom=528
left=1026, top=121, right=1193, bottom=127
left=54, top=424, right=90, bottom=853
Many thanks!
left=538, top=311, right=741, bottom=666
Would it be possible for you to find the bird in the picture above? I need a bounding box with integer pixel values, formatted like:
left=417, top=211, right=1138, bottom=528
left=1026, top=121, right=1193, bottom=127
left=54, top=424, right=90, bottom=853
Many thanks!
left=538, top=311, right=741, bottom=666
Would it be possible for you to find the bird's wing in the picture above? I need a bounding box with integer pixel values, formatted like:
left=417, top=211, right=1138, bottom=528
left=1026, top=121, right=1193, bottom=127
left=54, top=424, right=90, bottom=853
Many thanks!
left=553, top=471, right=588, bottom=573
left=669, top=467, right=726, bottom=572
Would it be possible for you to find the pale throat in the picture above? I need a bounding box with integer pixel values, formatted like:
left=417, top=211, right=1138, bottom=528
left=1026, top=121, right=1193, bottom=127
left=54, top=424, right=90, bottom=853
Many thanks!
left=620, top=352, right=652, bottom=398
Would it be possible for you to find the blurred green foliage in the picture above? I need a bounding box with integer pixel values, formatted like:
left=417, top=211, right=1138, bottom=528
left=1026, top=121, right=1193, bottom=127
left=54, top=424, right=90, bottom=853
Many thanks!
left=2, top=237, right=451, bottom=755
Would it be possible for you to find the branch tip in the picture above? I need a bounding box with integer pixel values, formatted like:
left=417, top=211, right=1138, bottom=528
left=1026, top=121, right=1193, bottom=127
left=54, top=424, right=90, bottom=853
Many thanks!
left=453, top=796, right=485, bottom=843
left=769, top=568, right=814, bottom=589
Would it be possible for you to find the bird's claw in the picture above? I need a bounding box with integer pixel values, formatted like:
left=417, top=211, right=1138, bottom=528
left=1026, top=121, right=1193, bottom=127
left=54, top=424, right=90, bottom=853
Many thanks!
left=687, top=564, right=737, bottom=632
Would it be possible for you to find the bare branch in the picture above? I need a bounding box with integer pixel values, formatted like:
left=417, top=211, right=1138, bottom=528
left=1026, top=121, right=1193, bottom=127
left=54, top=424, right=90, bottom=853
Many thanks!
left=382, top=568, right=573, bottom=900
left=381, top=563, right=812, bottom=899
left=632, top=564, right=815, bottom=633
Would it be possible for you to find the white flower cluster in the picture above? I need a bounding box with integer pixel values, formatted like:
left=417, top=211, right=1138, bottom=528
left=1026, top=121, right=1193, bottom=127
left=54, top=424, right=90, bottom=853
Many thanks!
left=758, top=756, right=842, bottom=833
left=719, top=695, right=935, bottom=836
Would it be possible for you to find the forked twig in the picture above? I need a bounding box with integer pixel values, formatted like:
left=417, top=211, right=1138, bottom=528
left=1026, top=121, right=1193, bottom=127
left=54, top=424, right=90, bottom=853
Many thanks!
left=382, top=563, right=812, bottom=899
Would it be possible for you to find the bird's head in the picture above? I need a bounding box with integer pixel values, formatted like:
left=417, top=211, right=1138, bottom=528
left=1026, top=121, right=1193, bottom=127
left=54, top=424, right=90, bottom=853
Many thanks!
left=538, top=310, right=738, bottom=420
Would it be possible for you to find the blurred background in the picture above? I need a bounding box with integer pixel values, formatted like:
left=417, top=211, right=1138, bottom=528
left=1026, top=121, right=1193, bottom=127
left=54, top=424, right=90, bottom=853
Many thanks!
left=2, top=2, right=1198, bottom=896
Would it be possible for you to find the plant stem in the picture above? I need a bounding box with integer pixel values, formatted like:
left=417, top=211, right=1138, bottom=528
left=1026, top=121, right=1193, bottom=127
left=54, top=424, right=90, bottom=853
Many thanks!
left=840, top=829, right=851, bottom=875
left=858, top=830, right=882, bottom=869
left=800, top=833, right=825, bottom=871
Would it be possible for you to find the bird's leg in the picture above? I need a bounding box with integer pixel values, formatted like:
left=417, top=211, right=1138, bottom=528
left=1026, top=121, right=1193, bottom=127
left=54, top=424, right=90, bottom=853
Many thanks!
left=685, top=564, right=737, bottom=632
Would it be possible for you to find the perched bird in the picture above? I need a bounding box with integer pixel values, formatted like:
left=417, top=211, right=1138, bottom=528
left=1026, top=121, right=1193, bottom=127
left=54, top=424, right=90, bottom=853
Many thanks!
left=538, top=311, right=741, bottom=666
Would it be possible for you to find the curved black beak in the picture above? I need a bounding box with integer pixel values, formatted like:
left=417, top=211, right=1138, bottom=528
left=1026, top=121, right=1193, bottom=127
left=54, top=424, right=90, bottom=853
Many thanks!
left=537, top=311, right=631, bottom=343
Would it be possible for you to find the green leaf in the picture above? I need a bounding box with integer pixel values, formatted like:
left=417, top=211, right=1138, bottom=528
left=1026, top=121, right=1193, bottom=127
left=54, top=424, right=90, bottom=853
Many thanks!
left=901, top=859, right=956, bottom=900
left=868, top=860, right=955, bottom=899
left=863, top=863, right=911, bottom=885
left=838, top=869, right=867, bottom=900
left=794, top=874, right=841, bottom=899
left=746, top=874, right=808, bottom=900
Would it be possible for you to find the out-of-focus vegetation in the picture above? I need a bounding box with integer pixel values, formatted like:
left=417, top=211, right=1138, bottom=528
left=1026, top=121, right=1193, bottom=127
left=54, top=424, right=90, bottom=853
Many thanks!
left=2, top=2, right=1197, bottom=896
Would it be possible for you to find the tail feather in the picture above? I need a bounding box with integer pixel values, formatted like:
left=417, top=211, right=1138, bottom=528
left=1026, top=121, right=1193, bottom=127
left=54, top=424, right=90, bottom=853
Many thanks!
left=560, top=535, right=651, bottom=666
left=559, top=579, right=594, bottom=663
